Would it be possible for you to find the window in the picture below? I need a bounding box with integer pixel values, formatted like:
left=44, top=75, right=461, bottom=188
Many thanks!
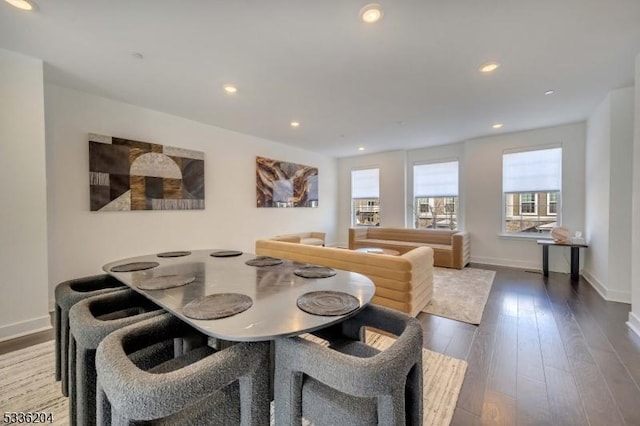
left=519, top=193, right=537, bottom=215
left=547, top=192, right=557, bottom=215
left=413, top=160, right=459, bottom=230
left=351, top=168, right=380, bottom=226
left=503, top=147, right=562, bottom=234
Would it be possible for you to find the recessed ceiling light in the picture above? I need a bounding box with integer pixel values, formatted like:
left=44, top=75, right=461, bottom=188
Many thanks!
left=223, top=84, right=237, bottom=94
left=290, top=121, right=300, bottom=128
left=358, top=146, right=365, bottom=151
left=360, top=3, right=383, bottom=23
left=4, top=0, right=34, bottom=10
left=480, top=62, right=500, bottom=73
left=492, top=123, right=504, bottom=129
left=545, top=90, right=555, bottom=95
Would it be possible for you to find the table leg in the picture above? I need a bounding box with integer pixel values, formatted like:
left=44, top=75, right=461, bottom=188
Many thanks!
left=570, top=247, right=580, bottom=281
left=542, top=245, right=549, bottom=277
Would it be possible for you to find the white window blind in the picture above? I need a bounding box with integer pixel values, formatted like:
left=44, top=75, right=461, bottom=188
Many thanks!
left=351, top=168, right=379, bottom=198
left=413, top=161, right=459, bottom=197
left=503, top=147, right=562, bottom=193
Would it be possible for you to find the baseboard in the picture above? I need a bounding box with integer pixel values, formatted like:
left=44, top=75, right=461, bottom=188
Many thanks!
left=470, top=256, right=541, bottom=271
left=0, top=316, right=52, bottom=343
left=627, top=312, right=640, bottom=338
left=581, top=270, right=632, bottom=304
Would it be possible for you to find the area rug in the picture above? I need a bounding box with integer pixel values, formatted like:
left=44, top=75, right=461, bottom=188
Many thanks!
left=1, top=337, right=467, bottom=426
left=422, top=267, right=496, bottom=325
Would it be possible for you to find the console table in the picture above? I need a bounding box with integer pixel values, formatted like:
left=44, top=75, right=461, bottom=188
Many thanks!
left=537, top=240, right=588, bottom=281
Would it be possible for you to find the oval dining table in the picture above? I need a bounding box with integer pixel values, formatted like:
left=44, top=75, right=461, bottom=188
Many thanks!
left=102, top=249, right=376, bottom=342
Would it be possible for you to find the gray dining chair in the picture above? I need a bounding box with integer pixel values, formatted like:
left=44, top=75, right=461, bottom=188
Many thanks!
left=95, top=312, right=271, bottom=426
left=68, top=289, right=163, bottom=426
left=54, top=274, right=126, bottom=396
left=275, top=304, right=423, bottom=425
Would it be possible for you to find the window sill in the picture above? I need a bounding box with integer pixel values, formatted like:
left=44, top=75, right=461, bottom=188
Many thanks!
left=498, top=233, right=553, bottom=241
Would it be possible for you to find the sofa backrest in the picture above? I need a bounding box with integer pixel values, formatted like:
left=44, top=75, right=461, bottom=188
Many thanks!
left=255, top=239, right=432, bottom=287
left=363, top=227, right=456, bottom=245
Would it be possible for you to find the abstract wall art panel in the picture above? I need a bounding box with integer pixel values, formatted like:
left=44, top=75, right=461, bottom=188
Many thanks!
left=256, top=156, right=318, bottom=208
left=89, top=133, right=205, bottom=211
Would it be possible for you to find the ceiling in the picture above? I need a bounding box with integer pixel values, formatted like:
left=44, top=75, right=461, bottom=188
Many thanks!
left=1, top=1, right=640, bottom=158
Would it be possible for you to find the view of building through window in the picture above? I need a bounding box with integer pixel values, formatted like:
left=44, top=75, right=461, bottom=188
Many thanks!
left=353, top=198, right=380, bottom=226
left=414, top=196, right=457, bottom=229
left=505, top=191, right=560, bottom=233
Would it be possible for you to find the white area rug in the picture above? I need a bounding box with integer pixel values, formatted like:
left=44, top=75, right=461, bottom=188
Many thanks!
left=422, top=267, right=496, bottom=325
left=1, top=335, right=467, bottom=426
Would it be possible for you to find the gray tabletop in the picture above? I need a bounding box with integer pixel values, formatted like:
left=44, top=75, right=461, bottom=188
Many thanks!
left=103, top=249, right=375, bottom=342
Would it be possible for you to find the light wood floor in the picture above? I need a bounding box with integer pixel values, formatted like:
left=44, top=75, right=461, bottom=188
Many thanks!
left=2, top=265, right=640, bottom=425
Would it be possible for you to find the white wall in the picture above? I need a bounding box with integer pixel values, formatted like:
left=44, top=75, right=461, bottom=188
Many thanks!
left=337, top=123, right=586, bottom=272
left=0, top=49, right=50, bottom=341
left=45, top=84, right=338, bottom=310
left=464, top=123, right=586, bottom=272
left=630, top=53, right=640, bottom=337
left=585, top=95, right=612, bottom=296
left=584, top=87, right=634, bottom=303
left=608, top=88, right=634, bottom=300
left=336, top=151, right=406, bottom=245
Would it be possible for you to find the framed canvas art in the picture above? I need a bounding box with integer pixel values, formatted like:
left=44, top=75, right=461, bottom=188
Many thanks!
left=89, top=133, right=205, bottom=211
left=256, top=156, right=318, bottom=208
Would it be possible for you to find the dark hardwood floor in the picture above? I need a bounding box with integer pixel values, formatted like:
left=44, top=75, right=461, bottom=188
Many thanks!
left=416, top=264, right=640, bottom=426
left=2, top=265, right=640, bottom=425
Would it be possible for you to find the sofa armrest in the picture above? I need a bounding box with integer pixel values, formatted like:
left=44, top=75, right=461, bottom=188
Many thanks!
left=451, top=231, right=470, bottom=269
left=310, top=232, right=326, bottom=243
left=272, top=234, right=301, bottom=243
left=348, top=228, right=368, bottom=249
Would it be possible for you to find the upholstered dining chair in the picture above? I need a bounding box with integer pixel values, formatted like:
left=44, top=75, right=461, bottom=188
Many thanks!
left=54, top=274, right=126, bottom=396
left=68, top=289, right=163, bottom=426
left=274, top=304, right=424, bottom=425
left=95, top=312, right=271, bottom=426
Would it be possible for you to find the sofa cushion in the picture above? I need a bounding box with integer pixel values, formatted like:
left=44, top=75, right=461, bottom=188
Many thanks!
left=300, top=238, right=324, bottom=246
left=349, top=227, right=469, bottom=269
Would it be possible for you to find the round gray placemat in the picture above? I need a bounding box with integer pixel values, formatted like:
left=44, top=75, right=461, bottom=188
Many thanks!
left=210, top=250, right=243, bottom=258
left=294, top=266, right=337, bottom=279
left=137, top=274, right=196, bottom=290
left=245, top=256, right=284, bottom=267
left=182, top=293, right=253, bottom=320
left=157, top=251, right=191, bottom=258
left=110, top=262, right=159, bottom=272
left=297, top=291, right=360, bottom=316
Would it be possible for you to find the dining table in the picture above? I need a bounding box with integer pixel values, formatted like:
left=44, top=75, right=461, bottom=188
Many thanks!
left=102, top=249, right=376, bottom=342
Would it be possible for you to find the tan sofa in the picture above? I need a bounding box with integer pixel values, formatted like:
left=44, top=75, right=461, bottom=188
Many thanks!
left=349, top=227, right=470, bottom=269
left=270, top=232, right=325, bottom=246
left=255, top=239, right=433, bottom=317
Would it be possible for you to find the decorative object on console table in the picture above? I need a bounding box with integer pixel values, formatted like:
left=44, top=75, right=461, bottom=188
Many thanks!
left=256, top=156, right=318, bottom=207
left=551, top=226, right=569, bottom=242
left=88, top=133, right=204, bottom=211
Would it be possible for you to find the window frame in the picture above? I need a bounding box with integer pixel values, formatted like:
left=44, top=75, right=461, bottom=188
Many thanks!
left=351, top=167, right=380, bottom=227
left=412, top=160, right=459, bottom=230
left=519, top=193, right=538, bottom=216
left=547, top=192, right=558, bottom=216
left=501, top=145, right=562, bottom=236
